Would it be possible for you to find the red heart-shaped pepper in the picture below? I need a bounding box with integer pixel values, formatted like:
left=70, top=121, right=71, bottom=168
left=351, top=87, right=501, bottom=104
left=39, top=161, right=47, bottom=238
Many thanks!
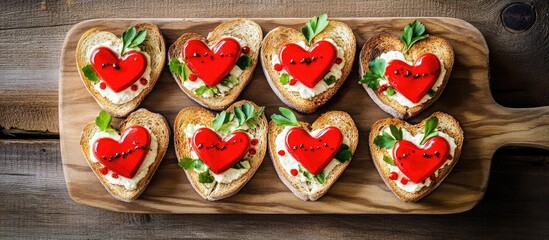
left=191, top=128, right=250, bottom=174
left=279, top=40, right=337, bottom=88
left=184, top=38, right=241, bottom=87
left=392, top=136, right=450, bottom=183
left=385, top=53, right=441, bottom=103
left=93, top=126, right=151, bottom=178
left=91, top=47, right=147, bottom=92
left=285, top=126, right=343, bottom=175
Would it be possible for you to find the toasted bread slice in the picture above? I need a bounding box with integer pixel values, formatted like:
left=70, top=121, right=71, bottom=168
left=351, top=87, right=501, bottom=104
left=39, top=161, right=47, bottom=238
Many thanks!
left=268, top=111, right=359, bottom=201
left=261, top=20, right=356, bottom=113
left=369, top=112, right=463, bottom=202
left=359, top=33, right=454, bottom=119
left=173, top=100, right=267, bottom=201
left=169, top=19, right=263, bottom=110
left=76, top=23, right=166, bottom=117
left=80, top=109, right=170, bottom=202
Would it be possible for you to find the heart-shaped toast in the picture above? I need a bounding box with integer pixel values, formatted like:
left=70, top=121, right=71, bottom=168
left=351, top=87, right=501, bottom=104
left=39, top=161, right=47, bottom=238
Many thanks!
left=76, top=23, right=166, bottom=117
left=168, top=19, right=263, bottom=111
left=268, top=109, right=358, bottom=201
left=174, top=100, right=267, bottom=201
left=369, top=112, right=463, bottom=202
left=359, top=20, right=454, bottom=119
left=80, top=109, right=170, bottom=202
left=261, top=15, right=356, bottom=113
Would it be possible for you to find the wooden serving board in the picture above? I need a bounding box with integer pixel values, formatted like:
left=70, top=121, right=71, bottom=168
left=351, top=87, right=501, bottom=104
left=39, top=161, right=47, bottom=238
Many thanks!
left=59, top=18, right=549, bottom=214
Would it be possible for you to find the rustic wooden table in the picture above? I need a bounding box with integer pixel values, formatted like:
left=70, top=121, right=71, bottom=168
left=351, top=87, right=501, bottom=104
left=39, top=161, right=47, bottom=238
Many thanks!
left=1, top=0, right=548, bottom=238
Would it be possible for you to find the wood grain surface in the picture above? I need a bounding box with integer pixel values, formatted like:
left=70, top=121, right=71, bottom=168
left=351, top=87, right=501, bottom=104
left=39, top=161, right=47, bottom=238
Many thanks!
left=59, top=18, right=548, bottom=213
left=1, top=0, right=548, bottom=238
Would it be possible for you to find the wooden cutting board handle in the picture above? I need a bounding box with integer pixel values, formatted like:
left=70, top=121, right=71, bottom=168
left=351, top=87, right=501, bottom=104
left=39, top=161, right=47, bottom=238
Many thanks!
left=488, top=105, right=549, bottom=150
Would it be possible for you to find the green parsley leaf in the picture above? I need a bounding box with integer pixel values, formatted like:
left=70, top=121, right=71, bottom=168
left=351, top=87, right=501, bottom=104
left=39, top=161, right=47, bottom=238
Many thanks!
left=233, top=103, right=264, bottom=129
left=386, top=86, right=396, bottom=96
left=169, top=58, right=190, bottom=81
left=335, top=144, right=352, bottom=162
left=212, top=110, right=233, bottom=132
left=178, top=157, right=205, bottom=170
left=427, top=89, right=436, bottom=97
left=373, top=132, right=397, bottom=149
left=234, top=106, right=246, bottom=126
left=232, top=160, right=248, bottom=169
left=389, top=124, right=403, bottom=140
left=94, top=110, right=117, bottom=133
left=198, top=171, right=214, bottom=183
left=271, top=107, right=299, bottom=126
left=221, top=75, right=238, bottom=87
left=195, top=85, right=218, bottom=96
left=82, top=64, right=99, bottom=83
left=301, top=14, right=329, bottom=44
left=298, top=165, right=314, bottom=180
left=400, top=20, right=429, bottom=53
left=420, top=116, right=439, bottom=144
left=120, top=27, right=147, bottom=55
left=314, top=171, right=326, bottom=184
left=236, top=55, right=252, bottom=70
left=323, top=75, right=336, bottom=85
left=358, top=58, right=386, bottom=90
left=280, top=73, right=290, bottom=85
left=383, top=155, right=396, bottom=166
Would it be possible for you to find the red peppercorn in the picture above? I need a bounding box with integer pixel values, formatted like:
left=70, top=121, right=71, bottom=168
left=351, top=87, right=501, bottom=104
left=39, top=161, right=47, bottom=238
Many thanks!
left=274, top=63, right=283, bottom=71
left=100, top=167, right=108, bottom=175
left=249, top=148, right=256, bottom=155
left=278, top=150, right=285, bottom=156
left=140, top=78, right=148, bottom=85
left=290, top=169, right=298, bottom=176
left=335, top=58, right=343, bottom=64
left=242, top=46, right=250, bottom=54
left=389, top=171, right=398, bottom=180
left=131, top=85, right=138, bottom=91
left=251, top=139, right=259, bottom=146
left=189, top=74, right=198, bottom=81
left=99, top=82, right=107, bottom=90
left=112, top=172, right=119, bottom=179
left=400, top=178, right=408, bottom=185
left=289, top=78, right=297, bottom=85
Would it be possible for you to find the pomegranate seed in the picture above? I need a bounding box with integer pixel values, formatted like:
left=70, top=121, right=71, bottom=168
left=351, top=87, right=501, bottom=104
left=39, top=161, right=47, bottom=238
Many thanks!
left=99, top=82, right=107, bottom=90
left=249, top=148, right=256, bottom=155
left=112, top=172, right=119, bottom=179
left=242, top=46, right=250, bottom=54
left=278, top=150, right=285, bottom=156
left=335, top=58, right=343, bottom=64
left=100, top=167, right=108, bottom=175
left=290, top=169, right=298, bottom=176
left=140, top=78, right=148, bottom=85
left=289, top=79, right=297, bottom=85
left=400, top=178, right=408, bottom=185
left=378, top=84, right=388, bottom=93
left=274, top=63, right=283, bottom=71
left=131, top=85, right=138, bottom=91
left=251, top=139, right=259, bottom=145
left=189, top=74, right=198, bottom=81
left=389, top=172, right=398, bottom=180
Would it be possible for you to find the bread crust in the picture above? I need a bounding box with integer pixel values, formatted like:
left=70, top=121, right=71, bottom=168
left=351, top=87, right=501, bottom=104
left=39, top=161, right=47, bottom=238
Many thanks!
left=359, top=33, right=454, bottom=119
left=80, top=109, right=170, bottom=202
left=173, top=100, right=268, bottom=201
left=261, top=20, right=356, bottom=113
left=168, top=19, right=263, bottom=110
left=369, top=112, right=464, bottom=202
left=76, top=23, right=166, bottom=117
left=268, top=111, right=359, bottom=201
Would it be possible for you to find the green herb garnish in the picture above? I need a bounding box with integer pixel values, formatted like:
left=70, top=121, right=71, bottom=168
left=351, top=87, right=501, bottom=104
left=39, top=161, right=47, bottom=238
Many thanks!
left=95, top=110, right=118, bottom=133
left=427, top=89, right=436, bottom=97
left=280, top=73, right=290, bottom=85
left=386, top=86, right=396, bottom=96
left=198, top=171, right=214, bottom=183
left=82, top=64, right=99, bottom=83
left=359, top=58, right=386, bottom=90
left=301, top=14, right=329, bottom=45
left=169, top=58, right=190, bottom=81
left=120, top=26, right=147, bottom=55
left=420, top=116, right=439, bottom=144
left=178, top=157, right=205, bottom=171
left=298, top=165, right=314, bottom=180
left=195, top=85, right=219, bottom=96
left=232, top=160, right=248, bottom=169
left=271, top=107, right=299, bottom=127
left=400, top=20, right=429, bottom=53
left=234, top=103, right=265, bottom=129
left=383, top=155, right=396, bottom=166
left=236, top=55, right=252, bottom=70
left=212, top=110, right=235, bottom=134
left=373, top=124, right=402, bottom=149
left=314, top=171, right=326, bottom=184
left=221, top=75, right=238, bottom=87
left=335, top=144, right=352, bottom=162
left=323, top=75, right=336, bottom=85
